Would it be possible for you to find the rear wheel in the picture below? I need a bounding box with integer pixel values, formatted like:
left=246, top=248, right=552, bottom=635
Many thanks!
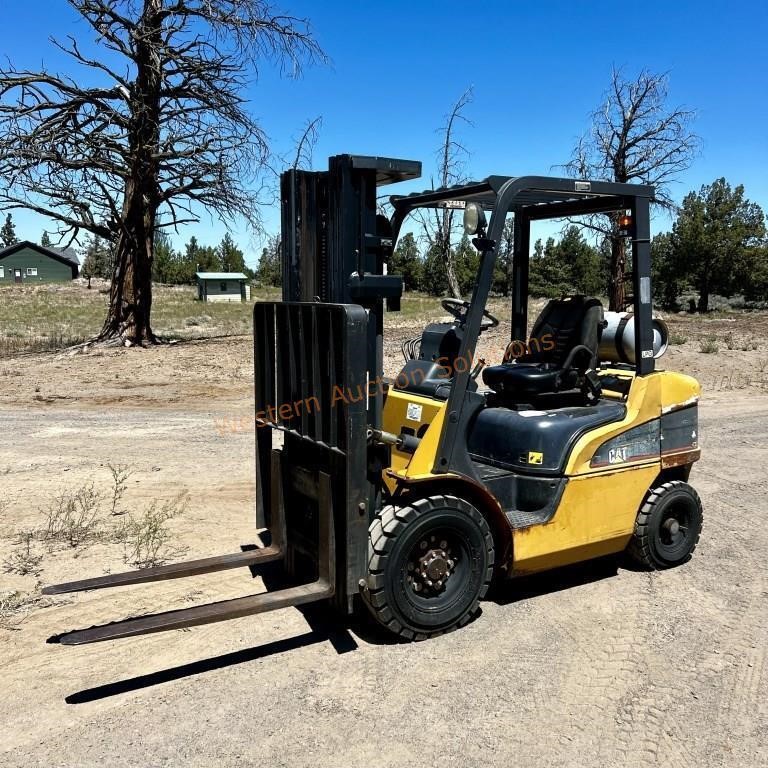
left=628, top=481, right=703, bottom=569
left=362, top=495, right=494, bottom=640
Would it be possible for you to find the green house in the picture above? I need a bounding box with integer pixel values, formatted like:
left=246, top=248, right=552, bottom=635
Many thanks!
left=0, top=241, right=79, bottom=284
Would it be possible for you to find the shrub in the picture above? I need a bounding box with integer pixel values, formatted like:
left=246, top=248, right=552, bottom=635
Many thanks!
left=116, top=492, right=189, bottom=568
left=3, top=530, right=43, bottom=577
left=41, top=483, right=103, bottom=548
left=107, top=463, right=133, bottom=516
left=740, top=336, right=760, bottom=351
left=699, top=335, right=720, bottom=354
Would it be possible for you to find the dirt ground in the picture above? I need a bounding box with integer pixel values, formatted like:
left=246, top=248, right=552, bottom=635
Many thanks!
left=1, top=309, right=767, bottom=768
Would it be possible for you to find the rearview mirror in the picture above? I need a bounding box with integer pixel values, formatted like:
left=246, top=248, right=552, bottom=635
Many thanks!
left=463, top=202, right=487, bottom=235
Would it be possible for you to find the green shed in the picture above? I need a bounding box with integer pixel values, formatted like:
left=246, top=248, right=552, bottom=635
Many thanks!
left=0, top=241, right=79, bottom=284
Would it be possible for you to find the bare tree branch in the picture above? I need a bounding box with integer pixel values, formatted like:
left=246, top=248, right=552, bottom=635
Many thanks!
left=560, top=68, right=699, bottom=309
left=0, top=0, right=324, bottom=344
left=417, top=86, right=473, bottom=298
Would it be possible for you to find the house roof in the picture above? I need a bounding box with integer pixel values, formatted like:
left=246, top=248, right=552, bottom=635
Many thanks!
left=195, top=272, right=248, bottom=281
left=0, top=240, right=80, bottom=267
left=53, top=247, right=80, bottom=265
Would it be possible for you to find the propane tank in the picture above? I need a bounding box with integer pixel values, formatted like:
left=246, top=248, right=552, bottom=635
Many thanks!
left=599, top=311, right=669, bottom=365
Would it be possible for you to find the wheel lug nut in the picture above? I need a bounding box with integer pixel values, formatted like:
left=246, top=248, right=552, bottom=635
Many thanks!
left=426, top=580, right=433, bottom=587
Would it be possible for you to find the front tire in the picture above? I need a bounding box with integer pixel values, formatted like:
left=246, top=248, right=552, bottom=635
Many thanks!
left=628, top=481, right=703, bottom=569
left=363, top=495, right=494, bottom=640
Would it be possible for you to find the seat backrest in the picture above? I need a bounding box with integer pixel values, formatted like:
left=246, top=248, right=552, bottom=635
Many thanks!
left=523, top=295, right=603, bottom=368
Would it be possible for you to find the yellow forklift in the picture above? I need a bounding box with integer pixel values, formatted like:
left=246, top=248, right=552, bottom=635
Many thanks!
left=45, top=155, right=702, bottom=645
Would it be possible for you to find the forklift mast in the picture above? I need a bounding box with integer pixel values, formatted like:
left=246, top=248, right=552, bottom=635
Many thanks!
left=280, top=156, right=420, bottom=431
left=253, top=155, right=422, bottom=611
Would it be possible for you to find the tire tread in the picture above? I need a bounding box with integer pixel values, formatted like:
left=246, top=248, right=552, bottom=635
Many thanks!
left=362, top=495, right=494, bottom=641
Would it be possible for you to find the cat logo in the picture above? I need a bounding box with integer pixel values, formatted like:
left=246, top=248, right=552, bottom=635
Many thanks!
left=608, top=446, right=629, bottom=464
left=527, top=451, right=544, bottom=465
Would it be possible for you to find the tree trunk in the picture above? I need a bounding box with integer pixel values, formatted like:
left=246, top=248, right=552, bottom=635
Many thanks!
left=445, top=252, right=461, bottom=298
left=100, top=0, right=161, bottom=345
left=697, top=285, right=709, bottom=313
left=101, top=183, right=156, bottom=343
left=608, top=233, right=626, bottom=311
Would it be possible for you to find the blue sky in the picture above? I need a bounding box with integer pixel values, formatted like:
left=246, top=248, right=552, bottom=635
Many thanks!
left=2, top=1, right=767, bottom=268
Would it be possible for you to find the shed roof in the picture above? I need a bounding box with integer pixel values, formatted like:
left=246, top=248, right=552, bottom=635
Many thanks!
left=195, top=272, right=248, bottom=281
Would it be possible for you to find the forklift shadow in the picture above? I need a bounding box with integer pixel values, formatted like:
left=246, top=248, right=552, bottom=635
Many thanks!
left=65, top=602, right=361, bottom=705
left=488, top=555, right=622, bottom=606
left=65, top=559, right=361, bottom=704
left=66, top=553, right=621, bottom=702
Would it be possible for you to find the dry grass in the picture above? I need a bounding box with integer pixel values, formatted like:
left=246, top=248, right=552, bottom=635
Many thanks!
left=0, top=588, right=56, bottom=630
left=0, top=282, right=282, bottom=354
left=34, top=470, right=189, bottom=570
left=0, top=467, right=192, bottom=631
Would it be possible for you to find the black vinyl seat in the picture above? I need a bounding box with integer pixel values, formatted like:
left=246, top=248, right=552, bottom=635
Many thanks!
left=482, top=296, right=604, bottom=402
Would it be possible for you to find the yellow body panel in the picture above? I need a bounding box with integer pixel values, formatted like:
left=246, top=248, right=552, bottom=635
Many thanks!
left=515, top=370, right=699, bottom=572
left=567, top=370, right=699, bottom=475
left=511, top=464, right=659, bottom=573
left=381, top=389, right=447, bottom=493
left=380, top=368, right=700, bottom=576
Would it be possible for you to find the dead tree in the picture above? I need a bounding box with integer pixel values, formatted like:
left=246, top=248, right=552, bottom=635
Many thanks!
left=291, top=116, right=323, bottom=171
left=421, top=87, right=473, bottom=299
left=0, top=0, right=322, bottom=345
left=564, top=69, right=698, bottom=310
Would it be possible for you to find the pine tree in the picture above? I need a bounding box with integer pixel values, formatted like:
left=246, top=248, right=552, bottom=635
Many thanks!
left=1, top=213, right=18, bottom=247
left=152, top=231, right=177, bottom=283
left=40, top=231, right=52, bottom=248
left=454, top=234, right=480, bottom=296
left=422, top=244, right=449, bottom=296
left=80, top=235, right=115, bottom=282
left=256, top=235, right=282, bottom=287
left=217, top=233, right=246, bottom=273
left=390, top=232, right=423, bottom=291
left=669, top=178, right=766, bottom=312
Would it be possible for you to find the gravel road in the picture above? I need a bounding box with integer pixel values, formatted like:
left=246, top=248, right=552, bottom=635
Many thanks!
left=1, top=388, right=766, bottom=768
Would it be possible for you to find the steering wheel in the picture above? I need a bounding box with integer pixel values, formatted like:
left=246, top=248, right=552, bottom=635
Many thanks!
left=441, top=298, right=500, bottom=331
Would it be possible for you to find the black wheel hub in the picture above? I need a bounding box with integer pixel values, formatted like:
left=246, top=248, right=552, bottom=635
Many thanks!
left=657, top=506, right=691, bottom=556
left=406, top=535, right=457, bottom=595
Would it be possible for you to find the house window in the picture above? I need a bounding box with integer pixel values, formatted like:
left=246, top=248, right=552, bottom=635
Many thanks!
left=0, top=266, right=4, bottom=278
left=27, top=267, right=38, bottom=276
left=220, top=282, right=228, bottom=291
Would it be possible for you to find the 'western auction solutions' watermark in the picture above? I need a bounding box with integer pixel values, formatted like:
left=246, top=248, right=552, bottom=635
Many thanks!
left=213, top=332, right=555, bottom=436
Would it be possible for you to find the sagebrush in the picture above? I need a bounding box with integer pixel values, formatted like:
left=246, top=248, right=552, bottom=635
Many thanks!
left=116, top=492, right=189, bottom=568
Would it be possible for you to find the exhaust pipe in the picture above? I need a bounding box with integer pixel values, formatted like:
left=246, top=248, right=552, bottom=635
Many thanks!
left=599, top=311, right=669, bottom=365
